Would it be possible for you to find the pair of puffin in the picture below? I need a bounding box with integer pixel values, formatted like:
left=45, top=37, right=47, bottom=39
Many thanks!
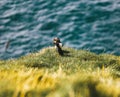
left=53, top=37, right=63, bottom=56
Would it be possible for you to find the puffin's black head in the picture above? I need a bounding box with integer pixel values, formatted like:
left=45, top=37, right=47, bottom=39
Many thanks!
left=53, top=37, right=61, bottom=44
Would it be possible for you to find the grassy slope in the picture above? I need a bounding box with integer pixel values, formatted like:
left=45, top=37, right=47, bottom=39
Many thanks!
left=0, top=47, right=120, bottom=97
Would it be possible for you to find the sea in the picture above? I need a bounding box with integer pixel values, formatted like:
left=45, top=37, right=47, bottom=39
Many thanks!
left=0, top=0, right=120, bottom=60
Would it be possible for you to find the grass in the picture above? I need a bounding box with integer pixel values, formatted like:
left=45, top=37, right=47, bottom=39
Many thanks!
left=0, top=47, right=120, bottom=97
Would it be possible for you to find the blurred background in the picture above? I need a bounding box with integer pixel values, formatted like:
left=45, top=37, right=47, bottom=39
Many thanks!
left=0, top=0, right=120, bottom=59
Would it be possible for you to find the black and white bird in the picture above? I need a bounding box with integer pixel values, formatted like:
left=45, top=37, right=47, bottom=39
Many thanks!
left=53, top=37, right=63, bottom=56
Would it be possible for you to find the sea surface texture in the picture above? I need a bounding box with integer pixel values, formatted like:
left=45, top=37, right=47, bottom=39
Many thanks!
left=0, top=0, right=120, bottom=59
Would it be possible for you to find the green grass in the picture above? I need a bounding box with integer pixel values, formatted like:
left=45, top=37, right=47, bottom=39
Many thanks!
left=0, top=47, right=120, bottom=97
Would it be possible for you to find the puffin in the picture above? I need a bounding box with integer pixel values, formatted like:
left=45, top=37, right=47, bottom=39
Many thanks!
left=53, top=37, right=63, bottom=56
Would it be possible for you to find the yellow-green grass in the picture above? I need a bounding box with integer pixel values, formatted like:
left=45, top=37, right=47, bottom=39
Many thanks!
left=0, top=47, right=120, bottom=97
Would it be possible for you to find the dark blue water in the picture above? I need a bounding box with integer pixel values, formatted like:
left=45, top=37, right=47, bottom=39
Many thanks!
left=0, top=0, right=120, bottom=59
